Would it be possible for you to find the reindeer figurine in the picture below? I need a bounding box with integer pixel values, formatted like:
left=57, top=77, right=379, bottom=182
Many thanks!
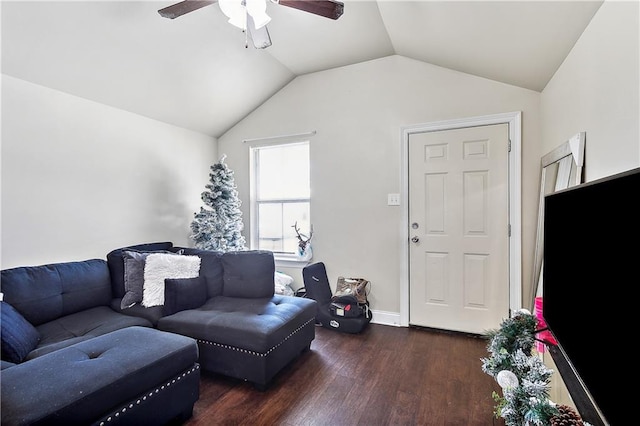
left=292, top=221, right=314, bottom=261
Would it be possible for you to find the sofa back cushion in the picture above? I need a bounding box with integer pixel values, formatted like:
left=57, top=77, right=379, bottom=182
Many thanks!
left=174, top=247, right=224, bottom=298
left=221, top=250, right=275, bottom=298
left=106, top=242, right=174, bottom=298
left=0, top=259, right=112, bottom=326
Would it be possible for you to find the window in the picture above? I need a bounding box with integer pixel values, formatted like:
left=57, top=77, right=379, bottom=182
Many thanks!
left=250, top=141, right=311, bottom=259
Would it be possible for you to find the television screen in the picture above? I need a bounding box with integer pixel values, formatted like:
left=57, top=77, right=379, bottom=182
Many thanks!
left=543, top=166, right=639, bottom=426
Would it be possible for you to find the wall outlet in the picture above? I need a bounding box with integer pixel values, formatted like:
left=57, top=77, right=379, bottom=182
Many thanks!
left=387, top=193, right=400, bottom=206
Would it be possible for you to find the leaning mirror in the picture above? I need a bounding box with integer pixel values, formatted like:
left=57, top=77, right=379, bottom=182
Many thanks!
left=530, top=132, right=585, bottom=308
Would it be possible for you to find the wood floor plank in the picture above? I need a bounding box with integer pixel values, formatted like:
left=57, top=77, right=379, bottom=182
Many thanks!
left=182, top=324, right=506, bottom=426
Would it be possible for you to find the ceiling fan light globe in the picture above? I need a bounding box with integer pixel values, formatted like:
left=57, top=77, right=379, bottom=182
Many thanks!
left=249, top=12, right=271, bottom=29
left=219, top=0, right=247, bottom=29
left=246, top=0, right=271, bottom=29
left=227, top=14, right=246, bottom=30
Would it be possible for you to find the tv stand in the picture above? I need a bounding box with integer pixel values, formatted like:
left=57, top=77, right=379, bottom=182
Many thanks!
left=548, top=345, right=607, bottom=426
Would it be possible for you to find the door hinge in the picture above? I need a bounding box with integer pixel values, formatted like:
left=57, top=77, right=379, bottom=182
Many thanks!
left=508, top=224, right=511, bottom=237
left=508, top=139, right=512, bottom=152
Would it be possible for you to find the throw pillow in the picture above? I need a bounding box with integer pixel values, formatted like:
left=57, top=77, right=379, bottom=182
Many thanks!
left=120, top=249, right=177, bottom=309
left=121, top=250, right=149, bottom=309
left=142, top=253, right=201, bottom=307
left=106, top=242, right=174, bottom=299
left=1, top=301, right=40, bottom=363
left=163, top=276, right=208, bottom=316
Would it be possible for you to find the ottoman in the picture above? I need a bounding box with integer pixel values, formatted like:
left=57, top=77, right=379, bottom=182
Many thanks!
left=158, top=294, right=316, bottom=390
left=1, top=326, right=200, bottom=426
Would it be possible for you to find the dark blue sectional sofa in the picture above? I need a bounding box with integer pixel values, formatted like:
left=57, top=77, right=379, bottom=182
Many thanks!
left=1, top=242, right=317, bottom=425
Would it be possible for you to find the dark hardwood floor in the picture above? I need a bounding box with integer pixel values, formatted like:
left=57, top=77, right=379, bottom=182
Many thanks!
left=183, top=324, right=506, bottom=426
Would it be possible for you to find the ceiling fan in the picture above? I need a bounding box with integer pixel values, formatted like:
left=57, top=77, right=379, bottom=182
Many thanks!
left=158, top=0, right=345, bottom=49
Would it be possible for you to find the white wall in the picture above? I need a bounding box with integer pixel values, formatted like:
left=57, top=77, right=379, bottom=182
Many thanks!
left=1, top=75, right=217, bottom=269
left=539, top=0, right=639, bottom=409
left=218, top=55, right=542, bottom=320
left=3, top=0, right=635, bottom=322
left=541, top=0, right=640, bottom=181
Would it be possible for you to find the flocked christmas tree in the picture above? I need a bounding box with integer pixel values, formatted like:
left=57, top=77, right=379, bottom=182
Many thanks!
left=190, top=155, right=247, bottom=252
left=481, top=309, right=561, bottom=426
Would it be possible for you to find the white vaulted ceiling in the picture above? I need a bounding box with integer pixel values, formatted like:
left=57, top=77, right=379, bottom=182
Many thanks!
left=1, top=1, right=603, bottom=138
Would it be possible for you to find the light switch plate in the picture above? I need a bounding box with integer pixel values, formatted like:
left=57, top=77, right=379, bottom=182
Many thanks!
left=387, top=193, right=400, bottom=206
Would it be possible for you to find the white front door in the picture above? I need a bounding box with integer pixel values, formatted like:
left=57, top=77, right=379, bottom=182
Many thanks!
left=408, top=124, right=510, bottom=334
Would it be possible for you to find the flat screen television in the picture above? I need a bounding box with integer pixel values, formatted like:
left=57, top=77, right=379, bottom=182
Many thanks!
left=543, top=166, right=639, bottom=426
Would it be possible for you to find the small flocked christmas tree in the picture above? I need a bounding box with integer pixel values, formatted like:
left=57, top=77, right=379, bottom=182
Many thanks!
left=190, top=155, right=246, bottom=252
left=481, top=309, right=560, bottom=426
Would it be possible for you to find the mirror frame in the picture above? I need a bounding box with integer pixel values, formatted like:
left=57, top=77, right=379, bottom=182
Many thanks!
left=530, top=132, right=585, bottom=309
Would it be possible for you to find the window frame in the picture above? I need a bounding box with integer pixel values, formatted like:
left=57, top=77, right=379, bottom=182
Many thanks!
left=249, top=139, right=311, bottom=267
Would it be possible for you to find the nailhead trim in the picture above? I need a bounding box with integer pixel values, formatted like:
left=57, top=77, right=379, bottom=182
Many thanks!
left=197, top=317, right=315, bottom=357
left=97, top=364, right=199, bottom=425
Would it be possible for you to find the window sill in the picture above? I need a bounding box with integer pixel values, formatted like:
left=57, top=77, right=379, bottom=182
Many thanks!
left=274, top=254, right=312, bottom=269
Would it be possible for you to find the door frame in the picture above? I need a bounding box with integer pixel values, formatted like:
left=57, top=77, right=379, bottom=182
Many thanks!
left=399, top=111, right=522, bottom=327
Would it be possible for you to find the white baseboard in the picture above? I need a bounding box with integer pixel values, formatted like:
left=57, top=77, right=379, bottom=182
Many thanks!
left=370, top=310, right=403, bottom=327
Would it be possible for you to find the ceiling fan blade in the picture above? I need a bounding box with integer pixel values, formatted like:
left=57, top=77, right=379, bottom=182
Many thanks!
left=277, top=0, right=344, bottom=20
left=247, top=15, right=272, bottom=49
left=158, top=0, right=217, bottom=19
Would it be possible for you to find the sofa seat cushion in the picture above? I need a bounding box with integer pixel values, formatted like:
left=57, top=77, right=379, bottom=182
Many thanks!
left=110, top=298, right=165, bottom=326
left=157, top=295, right=316, bottom=354
left=27, top=306, right=152, bottom=360
left=0, top=326, right=199, bottom=426
left=2, top=360, right=16, bottom=370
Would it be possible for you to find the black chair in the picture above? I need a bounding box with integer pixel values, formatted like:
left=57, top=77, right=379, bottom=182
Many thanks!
left=302, top=262, right=372, bottom=334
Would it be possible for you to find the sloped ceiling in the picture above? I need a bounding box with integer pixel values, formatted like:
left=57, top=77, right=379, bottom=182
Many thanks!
left=1, top=1, right=603, bottom=138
